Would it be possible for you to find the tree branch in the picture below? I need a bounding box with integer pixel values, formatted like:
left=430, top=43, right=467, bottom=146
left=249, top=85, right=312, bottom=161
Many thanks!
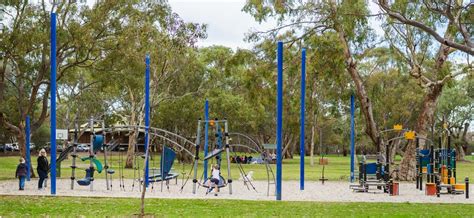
left=378, top=0, right=474, bottom=55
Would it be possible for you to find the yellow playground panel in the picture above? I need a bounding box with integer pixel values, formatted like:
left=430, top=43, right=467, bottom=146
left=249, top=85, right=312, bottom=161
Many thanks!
left=404, top=131, right=415, bottom=140
left=393, top=124, right=403, bottom=131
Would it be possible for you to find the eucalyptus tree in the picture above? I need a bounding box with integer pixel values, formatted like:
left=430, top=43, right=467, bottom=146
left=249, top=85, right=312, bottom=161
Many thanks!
left=94, top=2, right=206, bottom=168
left=243, top=0, right=383, bottom=155
left=436, top=78, right=474, bottom=160
left=379, top=0, right=473, bottom=179
left=0, top=1, right=127, bottom=158
left=379, top=0, right=473, bottom=56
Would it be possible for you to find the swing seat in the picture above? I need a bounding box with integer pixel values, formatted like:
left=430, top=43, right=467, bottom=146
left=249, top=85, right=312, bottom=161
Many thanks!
left=202, top=175, right=227, bottom=188
left=77, top=168, right=94, bottom=186
left=204, top=148, right=224, bottom=161
left=107, top=169, right=115, bottom=174
left=77, top=178, right=91, bottom=186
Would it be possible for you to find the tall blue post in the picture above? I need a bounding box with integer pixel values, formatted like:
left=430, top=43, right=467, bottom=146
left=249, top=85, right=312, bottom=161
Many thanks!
left=350, top=94, right=355, bottom=183
left=144, top=54, right=151, bottom=187
left=276, top=41, right=283, bottom=200
left=203, top=100, right=209, bottom=179
left=25, top=115, right=31, bottom=181
left=299, top=48, right=306, bottom=190
left=50, top=12, right=57, bottom=195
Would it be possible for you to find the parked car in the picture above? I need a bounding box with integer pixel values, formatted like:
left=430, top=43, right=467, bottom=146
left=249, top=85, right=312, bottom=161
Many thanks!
left=1, top=143, right=34, bottom=151
left=4, top=144, right=14, bottom=152
left=76, top=144, right=90, bottom=152
left=12, top=143, right=19, bottom=151
left=44, top=142, right=65, bottom=153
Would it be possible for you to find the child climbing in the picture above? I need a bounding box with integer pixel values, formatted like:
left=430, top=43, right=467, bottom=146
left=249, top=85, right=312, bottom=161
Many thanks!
left=209, top=164, right=220, bottom=196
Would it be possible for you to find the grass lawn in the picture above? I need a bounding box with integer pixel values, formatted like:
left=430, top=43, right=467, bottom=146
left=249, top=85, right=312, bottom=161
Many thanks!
left=1, top=153, right=473, bottom=182
left=1, top=195, right=473, bottom=217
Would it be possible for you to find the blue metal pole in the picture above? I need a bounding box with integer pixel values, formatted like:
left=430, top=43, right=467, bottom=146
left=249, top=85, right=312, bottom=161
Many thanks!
left=26, top=115, right=31, bottom=181
left=50, top=12, right=57, bottom=195
left=299, top=48, right=306, bottom=190
left=144, top=54, right=151, bottom=187
left=215, top=119, right=221, bottom=166
left=203, top=100, right=209, bottom=179
left=350, top=94, right=355, bottom=183
left=276, top=41, right=283, bottom=200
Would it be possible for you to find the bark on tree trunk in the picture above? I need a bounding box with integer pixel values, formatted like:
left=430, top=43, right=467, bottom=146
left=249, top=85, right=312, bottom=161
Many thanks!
left=18, top=128, right=26, bottom=158
left=398, top=84, right=443, bottom=180
left=330, top=5, right=380, bottom=150
left=17, top=127, right=36, bottom=177
left=457, top=123, right=470, bottom=161
left=395, top=22, right=454, bottom=180
left=456, top=144, right=466, bottom=161
left=282, top=135, right=294, bottom=159
left=389, top=140, right=400, bottom=165
left=125, top=130, right=137, bottom=168
left=310, top=124, right=315, bottom=166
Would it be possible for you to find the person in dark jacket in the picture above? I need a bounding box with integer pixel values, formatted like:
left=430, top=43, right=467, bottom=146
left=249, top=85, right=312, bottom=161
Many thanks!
left=15, top=157, right=27, bottom=190
left=37, top=149, right=49, bottom=190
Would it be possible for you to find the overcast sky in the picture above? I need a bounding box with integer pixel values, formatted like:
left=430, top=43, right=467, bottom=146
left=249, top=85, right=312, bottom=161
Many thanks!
left=168, top=0, right=384, bottom=49
left=168, top=0, right=276, bottom=49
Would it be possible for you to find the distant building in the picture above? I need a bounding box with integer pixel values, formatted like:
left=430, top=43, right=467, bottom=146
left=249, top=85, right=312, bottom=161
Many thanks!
left=68, top=126, right=146, bottom=151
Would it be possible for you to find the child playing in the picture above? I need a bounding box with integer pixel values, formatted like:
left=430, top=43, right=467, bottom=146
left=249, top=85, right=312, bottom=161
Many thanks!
left=209, top=165, right=220, bottom=196
left=15, top=157, right=27, bottom=190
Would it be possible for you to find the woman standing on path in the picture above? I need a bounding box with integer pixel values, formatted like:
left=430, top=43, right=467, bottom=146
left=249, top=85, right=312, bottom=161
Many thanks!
left=37, top=149, right=49, bottom=190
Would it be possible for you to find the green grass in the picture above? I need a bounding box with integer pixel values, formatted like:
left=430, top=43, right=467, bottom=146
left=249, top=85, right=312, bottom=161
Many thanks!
left=2, top=153, right=473, bottom=182
left=0, top=157, right=19, bottom=181
left=0, top=195, right=473, bottom=217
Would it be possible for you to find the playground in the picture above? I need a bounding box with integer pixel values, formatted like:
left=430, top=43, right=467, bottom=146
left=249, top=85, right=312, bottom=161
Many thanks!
left=1, top=153, right=473, bottom=204
left=1, top=158, right=473, bottom=204
left=1, top=0, right=473, bottom=217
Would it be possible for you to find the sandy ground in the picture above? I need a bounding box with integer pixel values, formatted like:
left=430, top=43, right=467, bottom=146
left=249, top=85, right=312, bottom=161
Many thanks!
left=1, top=178, right=472, bottom=203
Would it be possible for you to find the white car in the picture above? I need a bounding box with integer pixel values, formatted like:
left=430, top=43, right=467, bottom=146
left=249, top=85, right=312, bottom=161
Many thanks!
left=12, top=143, right=19, bottom=151
left=76, top=144, right=90, bottom=152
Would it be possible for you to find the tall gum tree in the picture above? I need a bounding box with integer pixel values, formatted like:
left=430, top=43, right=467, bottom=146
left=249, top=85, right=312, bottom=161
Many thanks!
left=0, top=2, right=124, bottom=167
left=379, top=0, right=473, bottom=180
left=243, top=0, right=382, bottom=153
left=94, top=2, right=207, bottom=168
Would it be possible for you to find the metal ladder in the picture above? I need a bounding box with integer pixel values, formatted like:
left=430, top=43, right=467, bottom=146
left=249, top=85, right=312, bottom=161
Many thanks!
left=266, top=162, right=276, bottom=196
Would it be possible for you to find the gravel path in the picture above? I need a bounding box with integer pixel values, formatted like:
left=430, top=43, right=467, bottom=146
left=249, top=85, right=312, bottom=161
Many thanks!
left=1, top=178, right=472, bottom=203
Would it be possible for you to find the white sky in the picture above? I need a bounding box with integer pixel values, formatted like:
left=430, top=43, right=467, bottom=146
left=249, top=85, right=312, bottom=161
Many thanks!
left=168, top=0, right=276, bottom=49
left=168, top=0, right=384, bottom=49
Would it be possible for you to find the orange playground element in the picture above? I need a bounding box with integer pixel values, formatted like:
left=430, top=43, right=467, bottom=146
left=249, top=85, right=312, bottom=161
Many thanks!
left=425, top=183, right=437, bottom=195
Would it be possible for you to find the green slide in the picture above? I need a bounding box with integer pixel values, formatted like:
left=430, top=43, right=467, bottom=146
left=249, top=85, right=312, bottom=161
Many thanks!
left=80, top=157, right=103, bottom=173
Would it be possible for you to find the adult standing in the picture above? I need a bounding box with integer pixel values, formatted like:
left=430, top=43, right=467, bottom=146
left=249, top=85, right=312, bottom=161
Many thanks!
left=37, top=149, right=49, bottom=190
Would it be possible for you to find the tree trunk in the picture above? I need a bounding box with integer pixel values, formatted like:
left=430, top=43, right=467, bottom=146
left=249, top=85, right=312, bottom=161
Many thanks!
left=125, top=130, right=137, bottom=168
left=456, top=144, right=466, bottom=161
left=398, top=84, right=443, bottom=180
left=17, top=127, right=37, bottom=177
left=310, top=124, right=315, bottom=166
left=389, top=140, right=400, bottom=165
left=330, top=4, right=380, bottom=149
left=457, top=122, right=470, bottom=161
left=125, top=89, right=140, bottom=169
left=282, top=135, right=294, bottom=159
left=18, top=127, right=26, bottom=158
left=140, top=134, right=151, bottom=217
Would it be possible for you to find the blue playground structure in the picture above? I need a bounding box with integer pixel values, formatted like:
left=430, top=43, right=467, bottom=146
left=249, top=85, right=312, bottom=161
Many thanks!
left=148, top=146, right=180, bottom=183
left=193, top=119, right=232, bottom=194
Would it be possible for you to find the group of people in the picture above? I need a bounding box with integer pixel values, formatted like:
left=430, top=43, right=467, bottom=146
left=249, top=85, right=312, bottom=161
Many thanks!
left=15, top=149, right=50, bottom=190
left=230, top=155, right=253, bottom=164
